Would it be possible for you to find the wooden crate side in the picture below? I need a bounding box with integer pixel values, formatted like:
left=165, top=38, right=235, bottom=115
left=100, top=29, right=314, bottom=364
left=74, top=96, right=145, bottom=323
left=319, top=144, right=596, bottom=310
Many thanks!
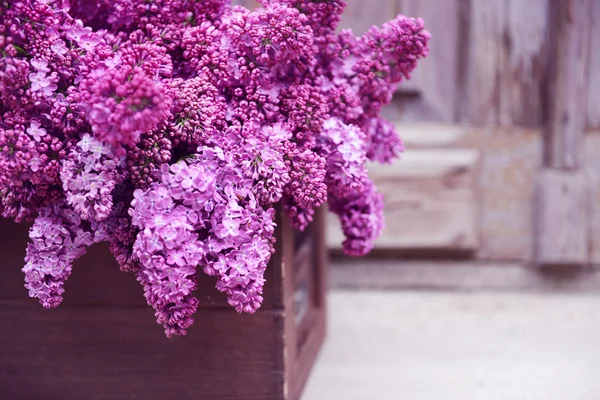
left=0, top=209, right=327, bottom=400
left=0, top=302, right=285, bottom=400
left=283, top=207, right=327, bottom=400
left=0, top=238, right=146, bottom=306
left=0, top=218, right=29, bottom=241
left=290, top=207, right=327, bottom=400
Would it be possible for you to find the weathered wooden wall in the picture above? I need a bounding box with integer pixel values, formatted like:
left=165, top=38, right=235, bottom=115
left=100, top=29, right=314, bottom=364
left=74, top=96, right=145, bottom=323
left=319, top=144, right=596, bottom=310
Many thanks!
left=331, top=0, right=600, bottom=265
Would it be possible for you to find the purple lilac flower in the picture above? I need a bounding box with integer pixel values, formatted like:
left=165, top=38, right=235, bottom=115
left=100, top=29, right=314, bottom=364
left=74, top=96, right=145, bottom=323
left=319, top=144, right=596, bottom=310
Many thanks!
left=51, top=39, right=69, bottom=56
left=365, top=117, right=405, bottom=163
left=26, top=120, right=47, bottom=142
left=130, top=147, right=277, bottom=336
left=23, top=201, right=98, bottom=308
left=79, top=66, right=172, bottom=147
left=329, top=179, right=385, bottom=257
left=0, top=0, right=429, bottom=337
left=235, top=123, right=291, bottom=205
left=283, top=142, right=327, bottom=230
left=259, top=0, right=347, bottom=37
left=318, top=117, right=369, bottom=198
left=60, top=134, right=127, bottom=222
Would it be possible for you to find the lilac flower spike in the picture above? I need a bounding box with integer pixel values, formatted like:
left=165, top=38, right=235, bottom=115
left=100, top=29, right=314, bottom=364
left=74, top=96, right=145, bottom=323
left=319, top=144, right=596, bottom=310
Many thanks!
left=23, top=201, right=99, bottom=308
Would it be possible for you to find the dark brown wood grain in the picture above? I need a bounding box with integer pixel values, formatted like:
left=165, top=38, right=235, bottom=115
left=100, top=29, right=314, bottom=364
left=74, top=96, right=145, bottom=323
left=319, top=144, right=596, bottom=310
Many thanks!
left=0, top=218, right=29, bottom=241
left=0, top=302, right=285, bottom=400
left=289, top=207, right=327, bottom=400
left=0, top=207, right=327, bottom=400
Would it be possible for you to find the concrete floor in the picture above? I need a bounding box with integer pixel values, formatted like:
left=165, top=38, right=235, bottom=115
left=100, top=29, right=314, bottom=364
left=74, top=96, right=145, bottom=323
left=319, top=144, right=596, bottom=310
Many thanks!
left=302, top=290, right=600, bottom=400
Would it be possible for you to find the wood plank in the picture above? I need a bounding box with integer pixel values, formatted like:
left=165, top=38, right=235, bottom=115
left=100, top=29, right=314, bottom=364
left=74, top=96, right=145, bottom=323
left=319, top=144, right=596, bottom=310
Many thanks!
left=282, top=201, right=297, bottom=400
left=290, top=309, right=325, bottom=400
left=454, top=127, right=599, bottom=262
left=283, top=207, right=327, bottom=400
left=459, top=126, right=543, bottom=261
left=395, top=122, right=468, bottom=148
left=337, top=0, right=397, bottom=36
left=535, top=170, right=589, bottom=266
left=0, top=302, right=285, bottom=400
left=459, top=0, right=506, bottom=124
left=458, top=0, right=552, bottom=127
left=0, top=238, right=148, bottom=307
left=397, top=0, right=460, bottom=121
left=586, top=1, right=600, bottom=129
left=288, top=213, right=327, bottom=399
left=231, top=0, right=259, bottom=8
left=327, top=125, right=543, bottom=260
left=329, top=259, right=600, bottom=292
left=545, top=0, right=593, bottom=169
left=0, top=218, right=29, bottom=241
left=584, top=133, right=600, bottom=264
left=327, top=148, right=479, bottom=252
left=390, top=0, right=597, bottom=130
left=499, top=0, right=550, bottom=127
left=535, top=0, right=593, bottom=267
left=356, top=125, right=543, bottom=261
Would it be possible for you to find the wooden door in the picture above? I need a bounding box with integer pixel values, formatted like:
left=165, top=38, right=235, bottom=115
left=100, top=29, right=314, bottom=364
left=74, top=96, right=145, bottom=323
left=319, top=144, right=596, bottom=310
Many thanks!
left=330, top=0, right=600, bottom=267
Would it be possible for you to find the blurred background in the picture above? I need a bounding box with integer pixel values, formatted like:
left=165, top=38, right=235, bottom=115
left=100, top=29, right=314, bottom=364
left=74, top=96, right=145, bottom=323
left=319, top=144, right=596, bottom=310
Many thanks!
left=241, top=0, right=600, bottom=398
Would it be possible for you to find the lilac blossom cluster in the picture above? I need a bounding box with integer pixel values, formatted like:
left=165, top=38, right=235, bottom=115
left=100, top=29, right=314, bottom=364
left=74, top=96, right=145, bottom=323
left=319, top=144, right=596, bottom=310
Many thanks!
left=129, top=147, right=276, bottom=336
left=60, top=134, right=126, bottom=222
left=1, top=0, right=429, bottom=336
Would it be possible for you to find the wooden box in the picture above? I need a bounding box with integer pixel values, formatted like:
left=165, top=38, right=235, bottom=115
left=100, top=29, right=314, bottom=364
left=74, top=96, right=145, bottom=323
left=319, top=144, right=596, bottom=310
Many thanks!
left=0, top=208, right=327, bottom=400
